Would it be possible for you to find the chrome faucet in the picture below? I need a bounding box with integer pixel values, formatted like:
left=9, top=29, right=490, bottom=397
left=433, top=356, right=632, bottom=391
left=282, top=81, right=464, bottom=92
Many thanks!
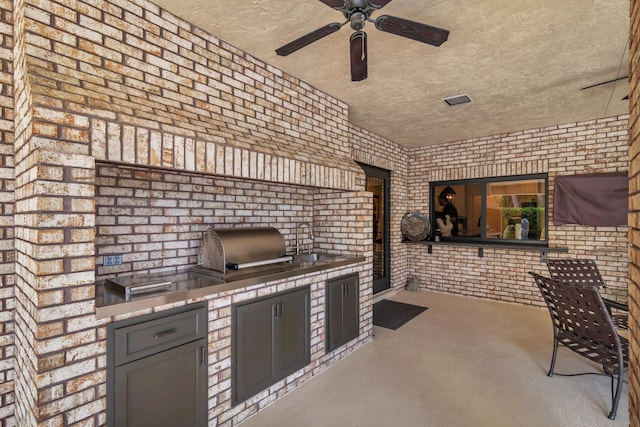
left=295, top=222, right=314, bottom=255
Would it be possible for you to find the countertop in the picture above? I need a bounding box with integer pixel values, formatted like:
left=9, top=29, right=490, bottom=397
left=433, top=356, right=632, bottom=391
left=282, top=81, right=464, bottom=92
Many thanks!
left=95, top=254, right=365, bottom=318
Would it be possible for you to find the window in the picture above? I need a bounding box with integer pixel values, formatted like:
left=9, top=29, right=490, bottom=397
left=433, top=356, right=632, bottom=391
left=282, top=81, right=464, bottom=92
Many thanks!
left=430, top=174, right=548, bottom=243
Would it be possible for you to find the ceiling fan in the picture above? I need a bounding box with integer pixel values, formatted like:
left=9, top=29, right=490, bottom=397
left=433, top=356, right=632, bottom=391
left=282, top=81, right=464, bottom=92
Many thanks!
left=275, top=0, right=450, bottom=81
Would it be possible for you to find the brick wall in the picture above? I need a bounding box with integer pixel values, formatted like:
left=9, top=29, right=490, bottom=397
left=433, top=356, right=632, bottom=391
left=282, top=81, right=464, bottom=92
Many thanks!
left=408, top=116, right=629, bottom=306
left=94, top=162, right=372, bottom=279
left=0, top=1, right=13, bottom=425
left=95, top=163, right=320, bottom=279
left=628, top=0, right=639, bottom=424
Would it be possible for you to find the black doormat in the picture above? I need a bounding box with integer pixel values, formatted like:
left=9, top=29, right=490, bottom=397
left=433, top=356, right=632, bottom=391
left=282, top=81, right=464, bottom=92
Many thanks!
left=373, top=299, right=428, bottom=330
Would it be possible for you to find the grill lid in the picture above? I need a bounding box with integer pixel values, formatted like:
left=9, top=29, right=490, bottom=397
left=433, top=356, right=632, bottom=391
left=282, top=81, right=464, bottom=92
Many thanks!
left=198, top=227, right=289, bottom=274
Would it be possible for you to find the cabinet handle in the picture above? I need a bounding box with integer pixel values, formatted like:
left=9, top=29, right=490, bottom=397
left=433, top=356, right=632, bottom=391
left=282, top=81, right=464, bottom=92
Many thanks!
left=273, top=302, right=286, bottom=318
left=343, top=283, right=348, bottom=296
left=272, top=302, right=286, bottom=319
left=154, top=328, right=177, bottom=340
left=200, top=346, right=206, bottom=366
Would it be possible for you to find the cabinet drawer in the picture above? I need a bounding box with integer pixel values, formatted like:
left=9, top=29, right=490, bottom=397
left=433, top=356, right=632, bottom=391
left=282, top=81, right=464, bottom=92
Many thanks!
left=114, top=305, right=207, bottom=366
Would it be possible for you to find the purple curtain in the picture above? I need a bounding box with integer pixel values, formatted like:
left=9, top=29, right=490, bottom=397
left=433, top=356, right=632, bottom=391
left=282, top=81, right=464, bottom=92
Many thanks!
left=554, top=173, right=628, bottom=226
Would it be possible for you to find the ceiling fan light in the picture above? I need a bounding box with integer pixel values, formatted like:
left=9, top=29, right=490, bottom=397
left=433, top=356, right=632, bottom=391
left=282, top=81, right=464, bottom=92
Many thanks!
left=443, top=94, right=472, bottom=106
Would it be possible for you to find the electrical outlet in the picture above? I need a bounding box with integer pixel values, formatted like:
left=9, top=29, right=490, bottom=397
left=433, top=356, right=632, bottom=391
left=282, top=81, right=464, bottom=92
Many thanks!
left=103, top=255, right=123, bottom=266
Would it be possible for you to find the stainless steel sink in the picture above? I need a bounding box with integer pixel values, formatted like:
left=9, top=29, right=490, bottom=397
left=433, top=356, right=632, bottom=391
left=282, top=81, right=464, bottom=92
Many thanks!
left=292, top=252, right=333, bottom=262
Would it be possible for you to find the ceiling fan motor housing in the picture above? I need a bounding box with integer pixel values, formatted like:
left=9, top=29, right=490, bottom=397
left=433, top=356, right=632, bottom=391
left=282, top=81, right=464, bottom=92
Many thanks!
left=350, top=12, right=366, bottom=30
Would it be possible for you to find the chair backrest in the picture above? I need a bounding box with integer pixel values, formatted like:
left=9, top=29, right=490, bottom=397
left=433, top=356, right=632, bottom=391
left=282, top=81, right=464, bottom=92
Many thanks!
left=546, top=258, right=606, bottom=288
left=529, top=272, right=622, bottom=368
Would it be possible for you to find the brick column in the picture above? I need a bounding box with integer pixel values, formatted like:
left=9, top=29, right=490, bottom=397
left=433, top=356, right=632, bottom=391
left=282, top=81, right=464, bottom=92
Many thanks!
left=0, top=1, right=14, bottom=425
left=13, top=4, right=99, bottom=424
left=628, top=1, right=640, bottom=425
left=13, top=147, right=97, bottom=427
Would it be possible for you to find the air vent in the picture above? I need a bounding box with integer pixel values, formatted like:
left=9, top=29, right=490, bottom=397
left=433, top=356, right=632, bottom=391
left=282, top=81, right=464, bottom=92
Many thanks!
left=443, top=94, right=472, bottom=106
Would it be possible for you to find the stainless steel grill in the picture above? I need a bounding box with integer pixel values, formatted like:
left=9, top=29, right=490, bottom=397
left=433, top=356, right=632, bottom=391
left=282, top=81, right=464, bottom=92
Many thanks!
left=197, top=226, right=293, bottom=278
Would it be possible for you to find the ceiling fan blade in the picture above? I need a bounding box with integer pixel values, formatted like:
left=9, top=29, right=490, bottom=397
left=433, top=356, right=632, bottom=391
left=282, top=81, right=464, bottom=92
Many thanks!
left=350, top=31, right=368, bottom=81
left=276, top=23, right=342, bottom=56
left=318, top=0, right=347, bottom=8
left=375, top=15, right=449, bottom=46
left=368, top=0, right=393, bottom=9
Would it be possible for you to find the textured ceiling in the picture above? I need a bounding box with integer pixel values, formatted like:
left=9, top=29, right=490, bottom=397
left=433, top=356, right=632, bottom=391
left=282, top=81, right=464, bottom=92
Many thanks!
left=151, top=0, right=630, bottom=148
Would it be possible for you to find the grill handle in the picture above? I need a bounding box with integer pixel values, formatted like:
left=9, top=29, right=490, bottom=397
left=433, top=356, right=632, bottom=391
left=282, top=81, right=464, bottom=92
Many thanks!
left=226, top=256, right=293, bottom=271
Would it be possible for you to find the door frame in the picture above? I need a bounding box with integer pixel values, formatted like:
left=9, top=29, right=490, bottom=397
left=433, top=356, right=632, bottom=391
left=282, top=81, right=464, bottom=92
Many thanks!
left=358, top=163, right=391, bottom=294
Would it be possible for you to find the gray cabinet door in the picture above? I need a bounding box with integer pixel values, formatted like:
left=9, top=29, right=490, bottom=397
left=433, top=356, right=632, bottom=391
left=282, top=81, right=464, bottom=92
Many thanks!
left=233, top=286, right=310, bottom=404
left=275, top=287, right=310, bottom=377
left=326, top=274, right=359, bottom=353
left=326, top=278, right=346, bottom=352
left=342, top=276, right=360, bottom=344
left=233, top=296, right=277, bottom=404
left=114, top=339, right=207, bottom=427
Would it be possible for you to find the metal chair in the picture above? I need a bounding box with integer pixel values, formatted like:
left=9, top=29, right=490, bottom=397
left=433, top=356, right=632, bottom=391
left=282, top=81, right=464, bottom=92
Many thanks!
left=546, top=258, right=628, bottom=330
left=546, top=258, right=606, bottom=287
left=529, top=273, right=628, bottom=420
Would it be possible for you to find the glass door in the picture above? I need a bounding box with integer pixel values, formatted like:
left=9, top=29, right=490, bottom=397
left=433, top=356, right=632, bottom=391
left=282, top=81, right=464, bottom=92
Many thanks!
left=359, top=163, right=390, bottom=294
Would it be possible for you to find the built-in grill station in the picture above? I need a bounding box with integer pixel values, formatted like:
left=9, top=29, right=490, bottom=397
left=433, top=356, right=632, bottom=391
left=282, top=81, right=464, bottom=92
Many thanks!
left=97, top=225, right=363, bottom=317
left=102, top=226, right=330, bottom=303
left=192, top=227, right=298, bottom=280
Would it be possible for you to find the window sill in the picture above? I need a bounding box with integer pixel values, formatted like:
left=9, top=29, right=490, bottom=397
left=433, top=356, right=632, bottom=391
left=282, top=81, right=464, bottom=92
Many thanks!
left=403, top=239, right=567, bottom=259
